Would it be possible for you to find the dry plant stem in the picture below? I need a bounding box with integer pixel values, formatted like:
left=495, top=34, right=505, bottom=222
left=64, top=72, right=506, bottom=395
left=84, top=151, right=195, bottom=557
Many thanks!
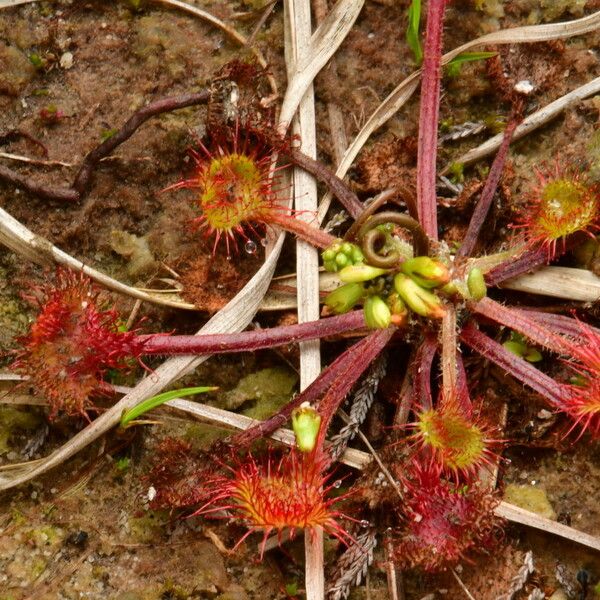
left=73, top=92, right=210, bottom=193
left=451, top=75, right=600, bottom=170
left=153, top=0, right=278, bottom=95
left=0, top=164, right=78, bottom=202
left=451, top=569, right=476, bottom=600
left=284, top=0, right=323, bottom=588
left=471, top=297, right=570, bottom=355
left=416, top=0, right=446, bottom=240
left=0, top=205, right=196, bottom=310
left=0, top=92, right=210, bottom=202
left=459, top=323, right=567, bottom=408
left=500, top=266, right=600, bottom=302
left=457, top=115, right=519, bottom=259
left=139, top=310, right=366, bottom=354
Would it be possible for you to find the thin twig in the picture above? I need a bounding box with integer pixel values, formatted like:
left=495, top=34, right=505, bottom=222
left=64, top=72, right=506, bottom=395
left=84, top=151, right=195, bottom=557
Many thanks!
left=451, top=568, right=477, bottom=600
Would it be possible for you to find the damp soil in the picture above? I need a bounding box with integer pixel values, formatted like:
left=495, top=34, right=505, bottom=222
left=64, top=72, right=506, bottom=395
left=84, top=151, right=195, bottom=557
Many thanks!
left=1, top=1, right=600, bottom=599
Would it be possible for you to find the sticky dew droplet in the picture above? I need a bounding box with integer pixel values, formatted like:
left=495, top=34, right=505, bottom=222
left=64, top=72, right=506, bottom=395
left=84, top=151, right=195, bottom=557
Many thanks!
left=244, top=240, right=258, bottom=255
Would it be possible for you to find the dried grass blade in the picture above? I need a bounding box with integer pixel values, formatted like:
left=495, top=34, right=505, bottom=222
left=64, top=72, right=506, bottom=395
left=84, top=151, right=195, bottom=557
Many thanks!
left=0, top=206, right=197, bottom=310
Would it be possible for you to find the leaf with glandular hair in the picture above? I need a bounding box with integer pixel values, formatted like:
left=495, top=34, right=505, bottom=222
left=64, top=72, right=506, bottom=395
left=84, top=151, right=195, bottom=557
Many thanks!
left=329, top=354, right=387, bottom=461
left=326, top=530, right=377, bottom=600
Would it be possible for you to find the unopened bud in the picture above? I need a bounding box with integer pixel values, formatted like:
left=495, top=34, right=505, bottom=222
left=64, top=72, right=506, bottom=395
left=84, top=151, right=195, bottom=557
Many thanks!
left=401, top=256, right=450, bottom=288
left=339, top=264, right=388, bottom=283
left=321, top=241, right=364, bottom=273
left=466, top=268, right=487, bottom=301
left=324, top=282, right=364, bottom=314
left=393, top=273, right=446, bottom=319
left=386, top=292, right=408, bottom=318
left=292, top=402, right=322, bottom=452
left=363, top=295, right=391, bottom=329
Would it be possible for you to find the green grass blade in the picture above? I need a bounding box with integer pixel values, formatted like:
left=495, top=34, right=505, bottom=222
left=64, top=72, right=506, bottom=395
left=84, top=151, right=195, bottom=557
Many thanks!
left=120, top=386, right=217, bottom=427
left=406, top=0, right=422, bottom=64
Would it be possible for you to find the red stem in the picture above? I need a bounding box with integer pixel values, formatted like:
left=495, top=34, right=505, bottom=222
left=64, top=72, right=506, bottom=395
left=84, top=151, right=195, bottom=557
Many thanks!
left=416, top=0, right=447, bottom=240
left=485, top=233, right=585, bottom=286
left=139, top=311, right=366, bottom=355
left=512, top=309, right=600, bottom=339
left=412, top=334, right=438, bottom=411
left=460, top=322, right=568, bottom=408
left=471, top=297, right=571, bottom=355
left=229, top=330, right=390, bottom=448
left=267, top=212, right=336, bottom=249
left=315, top=327, right=396, bottom=455
left=457, top=116, right=519, bottom=259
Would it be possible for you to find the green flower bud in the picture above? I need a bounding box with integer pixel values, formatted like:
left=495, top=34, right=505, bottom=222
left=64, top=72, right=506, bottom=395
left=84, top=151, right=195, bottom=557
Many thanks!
left=363, top=295, right=391, bottom=329
left=335, top=253, right=350, bottom=268
left=339, top=264, right=388, bottom=283
left=393, top=273, right=446, bottom=319
left=351, top=246, right=365, bottom=264
left=323, top=259, right=337, bottom=273
left=401, top=256, right=450, bottom=288
left=322, top=247, right=337, bottom=262
left=466, top=267, right=487, bottom=301
left=292, top=402, right=322, bottom=452
left=341, top=242, right=354, bottom=255
left=324, top=282, right=364, bottom=314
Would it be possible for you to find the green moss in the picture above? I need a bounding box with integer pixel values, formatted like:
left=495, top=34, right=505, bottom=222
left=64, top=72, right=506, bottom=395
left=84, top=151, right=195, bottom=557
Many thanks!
left=503, top=484, right=557, bottom=520
left=222, top=367, right=297, bottom=413
left=184, top=422, right=230, bottom=450
left=0, top=42, right=36, bottom=96
left=128, top=511, right=168, bottom=543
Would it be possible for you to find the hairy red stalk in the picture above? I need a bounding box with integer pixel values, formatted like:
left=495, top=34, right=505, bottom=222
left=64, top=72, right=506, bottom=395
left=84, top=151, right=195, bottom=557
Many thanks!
left=229, top=331, right=388, bottom=448
left=471, top=297, right=571, bottom=355
left=457, top=116, right=519, bottom=259
left=315, top=327, right=396, bottom=455
left=412, top=334, right=438, bottom=411
left=459, top=322, right=568, bottom=408
left=485, top=232, right=585, bottom=286
left=453, top=352, right=472, bottom=417
left=139, top=310, right=365, bottom=355
left=267, top=211, right=336, bottom=248
left=416, top=0, right=447, bottom=240
left=511, top=309, right=600, bottom=339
